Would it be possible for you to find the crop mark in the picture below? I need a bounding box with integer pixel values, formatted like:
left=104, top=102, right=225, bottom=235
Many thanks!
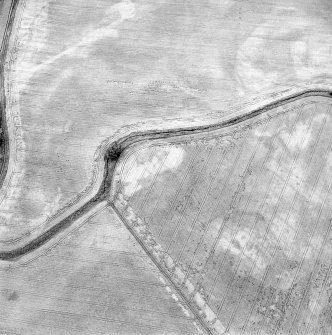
left=239, top=117, right=328, bottom=334
left=190, top=125, right=258, bottom=288
left=132, top=145, right=172, bottom=210
left=250, top=119, right=332, bottom=335
left=268, top=172, right=332, bottom=334
left=204, top=110, right=292, bottom=304
left=179, top=143, right=234, bottom=278
left=142, top=145, right=198, bottom=233
left=261, top=134, right=331, bottom=335
left=304, top=255, right=332, bottom=334
left=231, top=110, right=328, bottom=334
left=288, top=221, right=332, bottom=334
left=119, top=145, right=159, bottom=198
left=175, top=144, right=229, bottom=265
left=215, top=112, right=307, bottom=317
left=184, top=116, right=275, bottom=288
left=164, top=147, right=215, bottom=254
left=157, top=146, right=208, bottom=239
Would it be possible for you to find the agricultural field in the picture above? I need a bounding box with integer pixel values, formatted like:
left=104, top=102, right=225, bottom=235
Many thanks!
left=0, top=203, right=202, bottom=335
left=1, top=0, right=332, bottom=334
left=1, top=0, right=332, bottom=249
left=114, top=95, right=332, bottom=335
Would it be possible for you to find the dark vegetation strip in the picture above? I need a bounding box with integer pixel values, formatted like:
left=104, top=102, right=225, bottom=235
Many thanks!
left=0, top=1, right=331, bottom=261
left=0, top=0, right=17, bottom=191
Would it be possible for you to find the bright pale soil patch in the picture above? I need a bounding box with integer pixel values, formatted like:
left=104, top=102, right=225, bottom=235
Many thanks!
left=0, top=205, right=201, bottom=335
left=114, top=96, right=332, bottom=335
left=2, top=0, right=332, bottom=247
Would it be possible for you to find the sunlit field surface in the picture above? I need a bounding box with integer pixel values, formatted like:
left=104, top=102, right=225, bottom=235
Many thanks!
left=115, top=96, right=332, bottom=335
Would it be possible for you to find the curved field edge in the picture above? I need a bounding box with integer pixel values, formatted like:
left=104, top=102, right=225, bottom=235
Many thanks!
left=0, top=89, right=331, bottom=261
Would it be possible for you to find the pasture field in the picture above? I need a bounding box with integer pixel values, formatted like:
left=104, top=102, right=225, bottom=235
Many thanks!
left=114, top=95, right=332, bottom=335
left=0, top=204, right=201, bottom=335
left=2, top=0, right=332, bottom=248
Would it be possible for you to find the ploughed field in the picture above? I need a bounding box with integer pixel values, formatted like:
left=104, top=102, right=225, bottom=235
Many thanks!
left=0, top=204, right=201, bottom=335
left=113, top=95, right=332, bottom=335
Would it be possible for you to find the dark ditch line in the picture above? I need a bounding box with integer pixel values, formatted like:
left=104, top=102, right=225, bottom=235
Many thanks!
left=0, top=89, right=331, bottom=261
left=0, top=0, right=19, bottom=193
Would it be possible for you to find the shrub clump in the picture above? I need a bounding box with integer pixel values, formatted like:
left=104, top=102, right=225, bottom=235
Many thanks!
left=106, top=142, right=122, bottom=161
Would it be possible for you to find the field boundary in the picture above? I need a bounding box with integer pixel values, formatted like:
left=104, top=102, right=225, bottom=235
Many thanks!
left=0, top=90, right=331, bottom=260
left=0, top=0, right=19, bottom=194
